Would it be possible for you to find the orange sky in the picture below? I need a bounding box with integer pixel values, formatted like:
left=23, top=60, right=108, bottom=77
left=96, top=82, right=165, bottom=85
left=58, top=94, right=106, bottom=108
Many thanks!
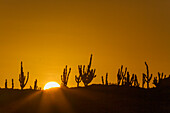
left=0, top=0, right=170, bottom=89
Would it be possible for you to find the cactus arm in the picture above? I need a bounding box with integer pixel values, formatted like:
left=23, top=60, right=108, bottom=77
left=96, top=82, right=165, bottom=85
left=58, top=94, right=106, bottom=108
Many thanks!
left=148, top=74, right=152, bottom=82
left=145, top=62, right=149, bottom=77
left=23, top=72, right=29, bottom=87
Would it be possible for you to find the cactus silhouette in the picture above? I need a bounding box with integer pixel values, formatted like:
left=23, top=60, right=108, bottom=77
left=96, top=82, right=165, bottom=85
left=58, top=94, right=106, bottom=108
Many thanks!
left=142, top=62, right=152, bottom=88
left=5, top=79, right=7, bottom=89
left=12, top=79, right=14, bottom=89
left=133, top=74, right=139, bottom=87
left=125, top=72, right=134, bottom=86
left=34, top=79, right=38, bottom=90
left=78, top=54, right=96, bottom=87
left=117, top=65, right=127, bottom=85
left=153, top=72, right=166, bottom=87
left=61, top=65, right=71, bottom=87
left=101, top=76, right=104, bottom=85
left=75, top=74, right=81, bottom=87
left=101, top=73, right=108, bottom=85
left=19, top=62, right=29, bottom=90
left=105, top=73, right=108, bottom=85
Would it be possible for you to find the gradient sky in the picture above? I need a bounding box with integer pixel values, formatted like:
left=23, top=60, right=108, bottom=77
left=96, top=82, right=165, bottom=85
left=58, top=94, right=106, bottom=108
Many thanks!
left=0, top=0, right=170, bottom=89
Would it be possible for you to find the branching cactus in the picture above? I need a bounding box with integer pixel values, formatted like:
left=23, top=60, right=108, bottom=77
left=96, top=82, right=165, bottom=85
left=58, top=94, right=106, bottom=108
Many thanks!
left=125, top=72, right=134, bottom=86
left=153, top=72, right=166, bottom=87
left=117, top=65, right=127, bottom=85
left=61, top=65, right=71, bottom=87
left=117, top=69, right=122, bottom=85
left=5, top=79, right=7, bottom=89
left=12, top=79, right=14, bottom=89
left=78, top=54, right=96, bottom=87
left=133, top=74, right=139, bottom=87
left=34, top=79, right=38, bottom=90
left=75, top=74, right=81, bottom=87
left=19, top=62, right=29, bottom=90
left=142, top=62, right=152, bottom=88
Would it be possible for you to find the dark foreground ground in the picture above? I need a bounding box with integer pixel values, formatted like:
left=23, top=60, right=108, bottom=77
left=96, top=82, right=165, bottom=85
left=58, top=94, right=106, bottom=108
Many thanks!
left=0, top=85, right=169, bottom=113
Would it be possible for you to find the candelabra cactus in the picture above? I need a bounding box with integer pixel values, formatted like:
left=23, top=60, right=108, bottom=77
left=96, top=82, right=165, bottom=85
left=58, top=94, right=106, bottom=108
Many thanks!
left=78, top=54, right=96, bottom=87
left=142, top=62, right=152, bottom=88
left=19, top=62, right=29, bottom=90
left=61, top=65, right=71, bottom=87
left=5, top=79, right=7, bottom=89
left=12, top=79, right=14, bottom=89
left=34, top=79, right=38, bottom=90
left=75, top=74, right=81, bottom=87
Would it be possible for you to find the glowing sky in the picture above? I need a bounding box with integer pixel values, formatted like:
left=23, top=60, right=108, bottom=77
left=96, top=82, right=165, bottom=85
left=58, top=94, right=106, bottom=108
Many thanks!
left=0, top=0, right=170, bottom=88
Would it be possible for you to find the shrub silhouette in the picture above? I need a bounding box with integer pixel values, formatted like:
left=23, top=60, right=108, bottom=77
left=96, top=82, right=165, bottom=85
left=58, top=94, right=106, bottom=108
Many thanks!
left=78, top=54, right=96, bottom=87
left=34, top=79, right=38, bottom=90
left=5, top=79, right=7, bottom=89
left=142, top=62, right=152, bottom=88
left=75, top=74, right=81, bottom=87
left=12, top=79, right=14, bottom=89
left=101, top=73, right=108, bottom=85
left=61, top=65, right=71, bottom=87
left=19, top=62, right=29, bottom=90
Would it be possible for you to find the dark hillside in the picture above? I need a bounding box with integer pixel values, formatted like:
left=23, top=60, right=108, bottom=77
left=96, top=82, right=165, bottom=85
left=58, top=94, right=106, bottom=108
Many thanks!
left=0, top=85, right=169, bottom=113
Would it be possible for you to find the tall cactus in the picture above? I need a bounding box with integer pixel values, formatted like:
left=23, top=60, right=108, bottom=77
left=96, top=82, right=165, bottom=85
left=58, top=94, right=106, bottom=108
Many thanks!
left=78, top=54, right=96, bottom=87
left=12, top=79, right=14, bottom=89
left=142, top=62, right=152, bottom=88
left=19, top=62, right=29, bottom=90
left=61, top=65, right=71, bottom=87
left=105, top=73, right=108, bottom=85
left=34, top=79, right=38, bottom=90
left=5, top=79, right=7, bottom=89
left=75, top=75, right=81, bottom=87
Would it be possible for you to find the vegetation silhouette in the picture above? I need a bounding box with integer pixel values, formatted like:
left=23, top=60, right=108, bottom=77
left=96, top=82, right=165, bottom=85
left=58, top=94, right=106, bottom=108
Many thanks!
left=34, top=79, right=38, bottom=90
left=5, top=79, right=7, bottom=89
left=77, top=54, right=96, bottom=87
left=19, top=62, right=29, bottom=90
left=0, top=55, right=169, bottom=113
left=61, top=65, right=71, bottom=87
left=101, top=73, right=108, bottom=85
left=12, top=79, right=14, bottom=89
left=142, top=62, right=152, bottom=88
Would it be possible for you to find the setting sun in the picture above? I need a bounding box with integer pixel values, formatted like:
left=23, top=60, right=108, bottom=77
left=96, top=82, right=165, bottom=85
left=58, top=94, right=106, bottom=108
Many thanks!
left=44, top=82, right=60, bottom=90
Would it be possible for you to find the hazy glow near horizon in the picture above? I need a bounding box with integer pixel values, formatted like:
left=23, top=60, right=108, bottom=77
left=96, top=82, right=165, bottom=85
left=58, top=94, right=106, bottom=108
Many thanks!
left=44, top=82, right=60, bottom=90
